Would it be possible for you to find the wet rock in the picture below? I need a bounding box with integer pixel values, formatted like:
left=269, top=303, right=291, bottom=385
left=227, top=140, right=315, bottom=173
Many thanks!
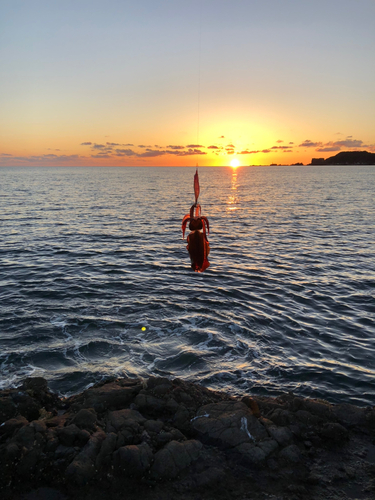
left=279, top=444, right=302, bottom=463
left=22, top=377, right=48, bottom=394
left=144, top=419, right=164, bottom=434
left=0, top=415, right=29, bottom=438
left=302, top=399, right=334, bottom=420
left=134, top=393, right=166, bottom=415
left=55, top=444, right=77, bottom=461
left=58, top=424, right=80, bottom=447
left=192, top=401, right=268, bottom=448
left=17, top=447, right=41, bottom=477
left=15, top=424, right=36, bottom=448
left=5, top=441, right=21, bottom=461
left=77, top=429, right=90, bottom=447
left=156, top=430, right=174, bottom=446
left=153, top=384, right=173, bottom=397
left=151, top=439, right=202, bottom=479
left=331, top=403, right=367, bottom=429
left=258, top=438, right=279, bottom=457
left=173, top=405, right=190, bottom=429
left=106, top=408, right=145, bottom=433
left=177, top=466, right=224, bottom=490
left=319, top=422, right=348, bottom=442
left=268, top=408, right=294, bottom=426
left=113, top=442, right=153, bottom=477
left=241, top=396, right=261, bottom=417
left=20, top=487, right=68, bottom=500
left=45, top=415, right=67, bottom=428
left=295, top=410, right=322, bottom=425
left=30, top=419, right=47, bottom=434
left=11, top=391, right=41, bottom=421
left=95, top=432, right=117, bottom=468
left=0, top=395, right=17, bottom=422
left=146, top=376, right=173, bottom=392
left=266, top=425, right=294, bottom=447
left=234, top=443, right=267, bottom=466
left=65, top=430, right=106, bottom=485
left=71, top=408, right=97, bottom=431
left=69, top=378, right=142, bottom=413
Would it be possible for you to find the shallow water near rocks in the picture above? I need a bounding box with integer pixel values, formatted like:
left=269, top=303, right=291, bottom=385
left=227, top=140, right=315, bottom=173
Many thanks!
left=1, top=165, right=374, bottom=405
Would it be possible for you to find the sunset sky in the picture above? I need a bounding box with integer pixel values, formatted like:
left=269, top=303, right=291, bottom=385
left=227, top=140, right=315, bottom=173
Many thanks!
left=1, top=0, right=374, bottom=167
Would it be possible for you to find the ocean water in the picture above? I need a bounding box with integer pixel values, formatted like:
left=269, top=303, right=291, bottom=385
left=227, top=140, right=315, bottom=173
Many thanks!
left=0, top=165, right=374, bottom=406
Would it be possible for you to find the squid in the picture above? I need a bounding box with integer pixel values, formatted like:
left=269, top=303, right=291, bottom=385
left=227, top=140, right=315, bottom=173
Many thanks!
left=181, top=169, right=210, bottom=272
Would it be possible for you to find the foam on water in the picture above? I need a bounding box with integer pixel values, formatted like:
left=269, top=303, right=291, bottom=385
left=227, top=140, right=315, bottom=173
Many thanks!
left=0, top=166, right=374, bottom=405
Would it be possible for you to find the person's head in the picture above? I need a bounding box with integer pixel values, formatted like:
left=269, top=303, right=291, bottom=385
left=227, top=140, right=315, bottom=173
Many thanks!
left=189, top=218, right=203, bottom=231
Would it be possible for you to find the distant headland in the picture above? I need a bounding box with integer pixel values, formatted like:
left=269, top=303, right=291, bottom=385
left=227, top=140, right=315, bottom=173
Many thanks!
left=310, top=150, right=375, bottom=165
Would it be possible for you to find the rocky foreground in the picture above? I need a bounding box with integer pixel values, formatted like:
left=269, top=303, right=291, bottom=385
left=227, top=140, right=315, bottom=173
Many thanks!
left=1, top=377, right=375, bottom=500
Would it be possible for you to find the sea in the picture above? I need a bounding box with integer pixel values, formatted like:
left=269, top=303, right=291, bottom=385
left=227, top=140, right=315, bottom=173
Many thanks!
left=1, top=165, right=374, bottom=406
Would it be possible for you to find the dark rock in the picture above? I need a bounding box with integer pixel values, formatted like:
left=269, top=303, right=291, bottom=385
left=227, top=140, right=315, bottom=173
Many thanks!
left=319, top=422, right=348, bottom=442
left=30, top=420, right=47, bottom=434
left=15, top=424, right=36, bottom=448
left=295, top=410, right=322, bottom=425
left=22, top=377, right=48, bottom=393
left=234, top=443, right=267, bottom=465
left=332, top=403, right=367, bottom=429
left=76, top=429, right=90, bottom=447
left=71, top=408, right=97, bottom=431
left=241, top=396, right=261, bottom=417
left=173, top=405, right=190, bottom=429
left=192, top=401, right=268, bottom=448
left=134, top=393, right=166, bottom=414
left=55, top=444, right=77, bottom=461
left=65, top=430, right=106, bottom=485
left=0, top=396, right=17, bottom=423
left=266, top=425, right=293, bottom=447
left=178, top=466, right=224, bottom=490
left=144, top=419, right=164, bottom=434
left=153, top=384, right=174, bottom=397
left=95, top=432, right=117, bottom=468
left=17, top=447, right=41, bottom=477
left=106, top=408, right=145, bottom=433
left=302, top=399, right=334, bottom=420
left=113, top=442, right=153, bottom=477
left=258, top=438, right=279, bottom=457
left=268, top=408, right=294, bottom=426
left=146, top=376, right=172, bottom=391
left=58, top=424, right=80, bottom=447
left=11, top=391, right=41, bottom=421
left=69, top=378, right=142, bottom=413
left=279, top=444, right=302, bottom=463
left=155, top=431, right=174, bottom=446
left=0, top=415, right=29, bottom=438
left=19, top=487, right=68, bottom=500
left=5, top=441, right=21, bottom=460
left=151, top=439, right=202, bottom=479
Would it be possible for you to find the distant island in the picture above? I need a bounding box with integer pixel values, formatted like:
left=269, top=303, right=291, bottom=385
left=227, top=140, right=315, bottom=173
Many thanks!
left=311, top=150, right=375, bottom=165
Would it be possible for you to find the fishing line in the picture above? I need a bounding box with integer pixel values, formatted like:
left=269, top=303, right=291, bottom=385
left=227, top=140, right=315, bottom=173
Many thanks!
left=196, top=0, right=203, bottom=170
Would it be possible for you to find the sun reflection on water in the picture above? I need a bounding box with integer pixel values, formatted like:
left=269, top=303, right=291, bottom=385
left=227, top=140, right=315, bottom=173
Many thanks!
left=227, top=167, right=239, bottom=211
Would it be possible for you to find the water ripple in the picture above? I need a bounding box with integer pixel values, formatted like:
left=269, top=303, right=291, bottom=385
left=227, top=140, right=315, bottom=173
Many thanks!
left=0, top=166, right=374, bottom=405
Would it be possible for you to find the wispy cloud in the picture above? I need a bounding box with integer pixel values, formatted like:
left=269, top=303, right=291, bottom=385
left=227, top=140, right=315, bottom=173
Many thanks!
left=299, top=140, right=323, bottom=148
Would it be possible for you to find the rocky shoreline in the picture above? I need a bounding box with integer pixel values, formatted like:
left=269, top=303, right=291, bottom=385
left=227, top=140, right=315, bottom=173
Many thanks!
left=1, top=376, right=375, bottom=500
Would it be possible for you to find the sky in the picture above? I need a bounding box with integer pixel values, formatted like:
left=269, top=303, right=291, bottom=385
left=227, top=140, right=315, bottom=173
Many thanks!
left=1, top=0, right=374, bottom=167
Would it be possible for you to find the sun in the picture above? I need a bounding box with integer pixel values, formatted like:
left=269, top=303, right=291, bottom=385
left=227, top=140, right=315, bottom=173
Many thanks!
left=230, top=158, right=240, bottom=168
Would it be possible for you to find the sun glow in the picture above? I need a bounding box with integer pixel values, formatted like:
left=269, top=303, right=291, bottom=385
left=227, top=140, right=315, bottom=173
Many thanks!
left=230, top=159, right=240, bottom=168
